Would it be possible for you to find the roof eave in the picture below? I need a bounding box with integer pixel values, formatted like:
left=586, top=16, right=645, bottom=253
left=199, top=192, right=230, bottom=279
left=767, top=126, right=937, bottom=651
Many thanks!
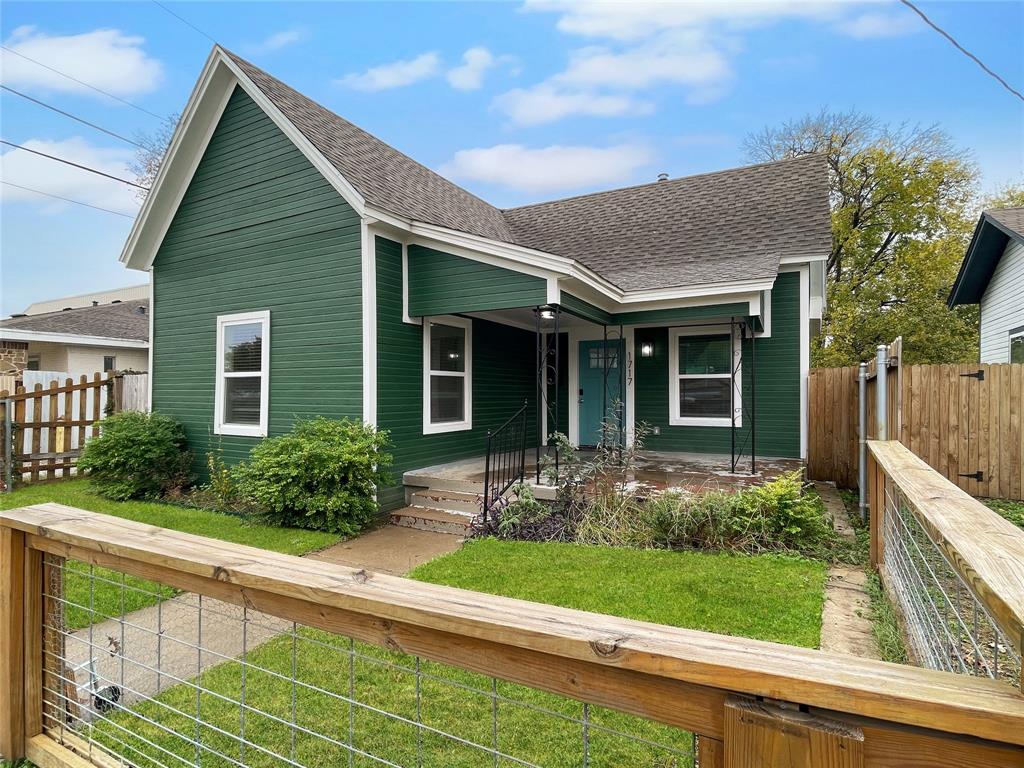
left=0, top=329, right=149, bottom=347
left=947, top=213, right=1020, bottom=307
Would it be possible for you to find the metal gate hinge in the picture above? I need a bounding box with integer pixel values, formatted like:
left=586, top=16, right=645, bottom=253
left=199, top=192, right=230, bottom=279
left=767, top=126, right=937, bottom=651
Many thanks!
left=958, top=470, right=984, bottom=482
left=959, top=369, right=985, bottom=381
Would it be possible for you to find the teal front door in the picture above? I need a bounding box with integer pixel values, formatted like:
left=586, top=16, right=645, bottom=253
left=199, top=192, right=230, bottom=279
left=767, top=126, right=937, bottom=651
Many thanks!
left=578, top=339, right=623, bottom=446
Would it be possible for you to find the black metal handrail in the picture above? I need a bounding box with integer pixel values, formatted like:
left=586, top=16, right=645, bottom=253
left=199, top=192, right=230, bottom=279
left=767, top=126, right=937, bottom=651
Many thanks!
left=482, top=400, right=529, bottom=522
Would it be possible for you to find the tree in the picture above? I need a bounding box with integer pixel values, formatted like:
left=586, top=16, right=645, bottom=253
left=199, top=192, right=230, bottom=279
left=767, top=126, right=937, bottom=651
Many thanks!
left=744, top=109, right=980, bottom=366
left=130, top=114, right=179, bottom=202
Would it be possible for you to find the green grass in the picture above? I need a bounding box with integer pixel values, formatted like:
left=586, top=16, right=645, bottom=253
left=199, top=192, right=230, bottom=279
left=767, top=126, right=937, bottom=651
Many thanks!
left=985, top=498, right=1024, bottom=529
left=0, top=480, right=340, bottom=629
left=864, top=571, right=909, bottom=665
left=94, top=540, right=826, bottom=767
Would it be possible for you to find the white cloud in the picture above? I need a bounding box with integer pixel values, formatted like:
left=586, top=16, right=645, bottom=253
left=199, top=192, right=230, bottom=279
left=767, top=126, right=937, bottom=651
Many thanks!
left=1, top=26, right=163, bottom=97
left=250, top=27, right=309, bottom=54
left=835, top=11, right=920, bottom=39
left=447, top=47, right=496, bottom=90
left=338, top=52, right=441, bottom=91
left=0, top=137, right=140, bottom=215
left=495, top=83, right=653, bottom=126
left=441, top=143, right=652, bottom=192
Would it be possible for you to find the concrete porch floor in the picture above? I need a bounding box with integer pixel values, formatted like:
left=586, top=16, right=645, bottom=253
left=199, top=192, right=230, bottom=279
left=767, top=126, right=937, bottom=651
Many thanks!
left=405, top=450, right=804, bottom=496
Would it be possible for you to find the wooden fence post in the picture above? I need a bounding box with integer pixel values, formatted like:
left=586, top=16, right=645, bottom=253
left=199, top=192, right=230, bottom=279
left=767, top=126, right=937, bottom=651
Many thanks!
left=723, top=697, right=864, bottom=767
left=0, top=526, right=26, bottom=760
left=697, top=734, right=725, bottom=767
left=868, top=447, right=883, bottom=569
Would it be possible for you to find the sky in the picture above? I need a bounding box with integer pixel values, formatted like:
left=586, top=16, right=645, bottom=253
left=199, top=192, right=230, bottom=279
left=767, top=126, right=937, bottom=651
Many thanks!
left=1, top=0, right=1022, bottom=316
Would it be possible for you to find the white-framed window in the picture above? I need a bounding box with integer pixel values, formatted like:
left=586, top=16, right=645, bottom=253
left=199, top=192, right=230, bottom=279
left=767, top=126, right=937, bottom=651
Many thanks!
left=215, top=310, right=270, bottom=437
left=423, top=316, right=472, bottom=434
left=668, top=326, right=741, bottom=427
left=1010, top=326, right=1024, bottom=364
left=103, top=355, right=117, bottom=372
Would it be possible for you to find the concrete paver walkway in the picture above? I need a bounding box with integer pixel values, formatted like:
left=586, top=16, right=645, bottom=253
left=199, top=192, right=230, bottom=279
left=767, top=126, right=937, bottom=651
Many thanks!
left=65, top=526, right=462, bottom=717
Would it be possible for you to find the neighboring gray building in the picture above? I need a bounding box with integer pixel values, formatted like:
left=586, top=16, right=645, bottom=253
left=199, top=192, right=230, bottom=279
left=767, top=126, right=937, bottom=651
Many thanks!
left=0, top=299, right=150, bottom=378
left=949, top=207, right=1024, bottom=364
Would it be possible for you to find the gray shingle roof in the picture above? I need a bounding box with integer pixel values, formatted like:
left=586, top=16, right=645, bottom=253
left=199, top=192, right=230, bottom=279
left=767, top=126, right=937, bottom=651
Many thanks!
left=1, top=300, right=149, bottom=341
left=228, top=51, right=831, bottom=293
left=503, top=154, right=831, bottom=291
left=986, top=206, right=1024, bottom=240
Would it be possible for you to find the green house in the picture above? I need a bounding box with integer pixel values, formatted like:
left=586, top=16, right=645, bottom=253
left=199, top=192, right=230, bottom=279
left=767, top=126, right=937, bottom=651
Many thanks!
left=122, top=47, right=831, bottom=512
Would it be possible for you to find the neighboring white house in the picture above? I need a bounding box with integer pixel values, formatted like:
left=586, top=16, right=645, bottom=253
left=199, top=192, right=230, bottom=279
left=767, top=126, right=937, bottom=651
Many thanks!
left=948, top=207, right=1024, bottom=364
left=0, top=297, right=150, bottom=380
left=21, top=284, right=150, bottom=315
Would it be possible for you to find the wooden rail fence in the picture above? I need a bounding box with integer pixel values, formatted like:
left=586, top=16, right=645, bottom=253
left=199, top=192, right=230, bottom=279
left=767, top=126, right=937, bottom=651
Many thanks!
left=2, top=504, right=1024, bottom=767
left=0, top=372, right=139, bottom=486
left=809, top=344, right=1024, bottom=500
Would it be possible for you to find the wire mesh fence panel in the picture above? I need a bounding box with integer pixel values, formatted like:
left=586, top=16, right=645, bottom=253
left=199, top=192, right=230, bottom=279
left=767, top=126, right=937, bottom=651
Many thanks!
left=882, top=481, right=1021, bottom=687
left=40, top=555, right=697, bottom=768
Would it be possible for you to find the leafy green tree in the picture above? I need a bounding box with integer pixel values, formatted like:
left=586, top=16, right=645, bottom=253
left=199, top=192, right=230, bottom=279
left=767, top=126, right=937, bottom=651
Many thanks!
left=744, top=110, right=981, bottom=365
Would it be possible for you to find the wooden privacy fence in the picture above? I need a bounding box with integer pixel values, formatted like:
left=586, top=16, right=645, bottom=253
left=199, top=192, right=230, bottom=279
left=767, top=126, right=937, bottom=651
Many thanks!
left=2, top=504, right=1024, bottom=768
left=0, top=372, right=148, bottom=486
left=809, top=344, right=1024, bottom=500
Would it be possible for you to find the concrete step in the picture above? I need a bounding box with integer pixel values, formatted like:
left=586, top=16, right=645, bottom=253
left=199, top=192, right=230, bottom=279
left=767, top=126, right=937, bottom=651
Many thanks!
left=390, top=506, right=473, bottom=536
left=402, top=471, right=482, bottom=496
left=409, top=488, right=481, bottom=515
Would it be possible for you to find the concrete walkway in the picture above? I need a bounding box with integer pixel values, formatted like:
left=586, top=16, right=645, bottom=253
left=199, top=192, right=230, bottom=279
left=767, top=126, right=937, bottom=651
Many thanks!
left=814, top=481, right=881, bottom=661
left=65, top=526, right=462, bottom=716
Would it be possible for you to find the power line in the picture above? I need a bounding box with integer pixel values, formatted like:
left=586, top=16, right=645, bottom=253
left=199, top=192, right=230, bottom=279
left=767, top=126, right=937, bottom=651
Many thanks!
left=0, top=45, right=166, bottom=120
left=152, top=1, right=217, bottom=44
left=899, top=0, right=1024, bottom=103
left=1, top=181, right=136, bottom=218
left=0, top=140, right=149, bottom=190
left=1, top=85, right=148, bottom=149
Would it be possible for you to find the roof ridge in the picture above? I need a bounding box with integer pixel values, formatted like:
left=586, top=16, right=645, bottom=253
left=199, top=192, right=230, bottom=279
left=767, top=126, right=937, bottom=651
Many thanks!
left=502, top=153, right=825, bottom=213
left=221, top=48, right=504, bottom=220
left=2, top=299, right=148, bottom=324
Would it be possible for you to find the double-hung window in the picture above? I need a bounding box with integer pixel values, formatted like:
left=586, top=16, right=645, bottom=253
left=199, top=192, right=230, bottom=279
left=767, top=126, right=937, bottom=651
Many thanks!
left=215, top=310, right=270, bottom=437
left=423, top=316, right=472, bottom=434
left=668, top=328, right=740, bottom=427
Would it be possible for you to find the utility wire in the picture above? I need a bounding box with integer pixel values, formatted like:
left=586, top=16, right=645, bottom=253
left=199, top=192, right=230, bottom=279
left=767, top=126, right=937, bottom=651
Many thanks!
left=0, top=45, right=166, bottom=120
left=0, top=85, right=149, bottom=150
left=1, top=181, right=136, bottom=218
left=0, top=140, right=149, bottom=190
left=152, top=1, right=217, bottom=44
left=899, top=0, right=1024, bottom=103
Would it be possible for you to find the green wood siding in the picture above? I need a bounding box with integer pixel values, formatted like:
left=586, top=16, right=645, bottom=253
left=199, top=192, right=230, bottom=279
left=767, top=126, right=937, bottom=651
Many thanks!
left=377, top=237, right=540, bottom=511
left=152, top=86, right=362, bottom=476
left=407, top=245, right=547, bottom=316
left=633, top=272, right=801, bottom=458
left=559, top=293, right=614, bottom=325
left=613, top=302, right=751, bottom=326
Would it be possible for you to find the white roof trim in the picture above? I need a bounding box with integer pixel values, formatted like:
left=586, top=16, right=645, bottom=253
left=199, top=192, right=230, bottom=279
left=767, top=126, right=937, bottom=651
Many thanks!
left=0, top=329, right=148, bottom=348
left=121, top=46, right=366, bottom=272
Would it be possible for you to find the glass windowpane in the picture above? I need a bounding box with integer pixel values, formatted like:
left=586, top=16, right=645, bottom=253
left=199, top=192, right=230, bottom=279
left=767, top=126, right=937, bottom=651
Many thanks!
left=679, top=378, right=731, bottom=418
left=224, top=376, right=262, bottom=424
left=430, top=375, right=465, bottom=423
left=1011, top=335, right=1024, bottom=364
left=678, top=335, right=730, bottom=375
left=430, top=324, right=465, bottom=373
left=224, top=322, right=263, bottom=372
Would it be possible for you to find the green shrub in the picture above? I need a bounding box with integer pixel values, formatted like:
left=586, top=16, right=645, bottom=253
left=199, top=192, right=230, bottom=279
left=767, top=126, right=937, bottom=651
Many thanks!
left=233, top=418, right=392, bottom=535
left=78, top=411, right=191, bottom=500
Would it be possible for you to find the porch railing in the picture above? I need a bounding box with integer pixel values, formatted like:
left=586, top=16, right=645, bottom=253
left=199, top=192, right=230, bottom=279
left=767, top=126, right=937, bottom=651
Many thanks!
left=3, top=504, right=1024, bottom=768
left=482, top=400, right=528, bottom=521
left=869, top=440, right=1024, bottom=690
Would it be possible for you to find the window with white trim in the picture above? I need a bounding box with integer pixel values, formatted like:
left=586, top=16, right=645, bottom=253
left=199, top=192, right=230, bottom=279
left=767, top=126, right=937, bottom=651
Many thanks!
left=423, top=317, right=472, bottom=434
left=215, top=310, right=270, bottom=437
left=1011, top=327, right=1024, bottom=364
left=668, top=328, right=740, bottom=427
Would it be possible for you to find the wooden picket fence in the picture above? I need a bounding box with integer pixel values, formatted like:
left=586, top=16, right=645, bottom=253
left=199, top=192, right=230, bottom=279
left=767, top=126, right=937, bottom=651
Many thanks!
left=0, top=372, right=142, bottom=487
left=808, top=340, right=1024, bottom=500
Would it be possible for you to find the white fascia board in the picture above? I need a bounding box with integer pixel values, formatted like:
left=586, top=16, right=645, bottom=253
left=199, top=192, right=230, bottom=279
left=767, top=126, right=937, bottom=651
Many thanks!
left=0, top=329, right=148, bottom=348
left=780, top=253, right=829, bottom=264
left=122, top=46, right=367, bottom=272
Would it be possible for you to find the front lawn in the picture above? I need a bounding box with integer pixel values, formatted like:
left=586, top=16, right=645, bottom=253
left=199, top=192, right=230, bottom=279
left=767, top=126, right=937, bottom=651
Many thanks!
left=95, top=540, right=826, bottom=767
left=985, top=498, right=1024, bottom=529
left=0, top=480, right=341, bottom=629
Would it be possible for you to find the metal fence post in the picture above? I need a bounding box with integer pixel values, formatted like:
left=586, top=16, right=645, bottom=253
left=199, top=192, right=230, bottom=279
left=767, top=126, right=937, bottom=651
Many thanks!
left=875, top=344, right=888, bottom=441
left=858, top=363, right=868, bottom=522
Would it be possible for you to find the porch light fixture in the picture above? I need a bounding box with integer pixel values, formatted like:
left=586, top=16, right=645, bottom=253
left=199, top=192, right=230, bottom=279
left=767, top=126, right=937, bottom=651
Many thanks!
left=640, top=342, right=654, bottom=358
left=538, top=307, right=555, bottom=320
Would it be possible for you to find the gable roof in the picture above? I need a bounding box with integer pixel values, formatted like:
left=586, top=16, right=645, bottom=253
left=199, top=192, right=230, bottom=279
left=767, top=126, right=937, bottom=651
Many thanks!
left=503, top=154, right=830, bottom=291
left=0, top=300, right=150, bottom=342
left=124, top=46, right=831, bottom=297
left=948, top=207, right=1024, bottom=306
